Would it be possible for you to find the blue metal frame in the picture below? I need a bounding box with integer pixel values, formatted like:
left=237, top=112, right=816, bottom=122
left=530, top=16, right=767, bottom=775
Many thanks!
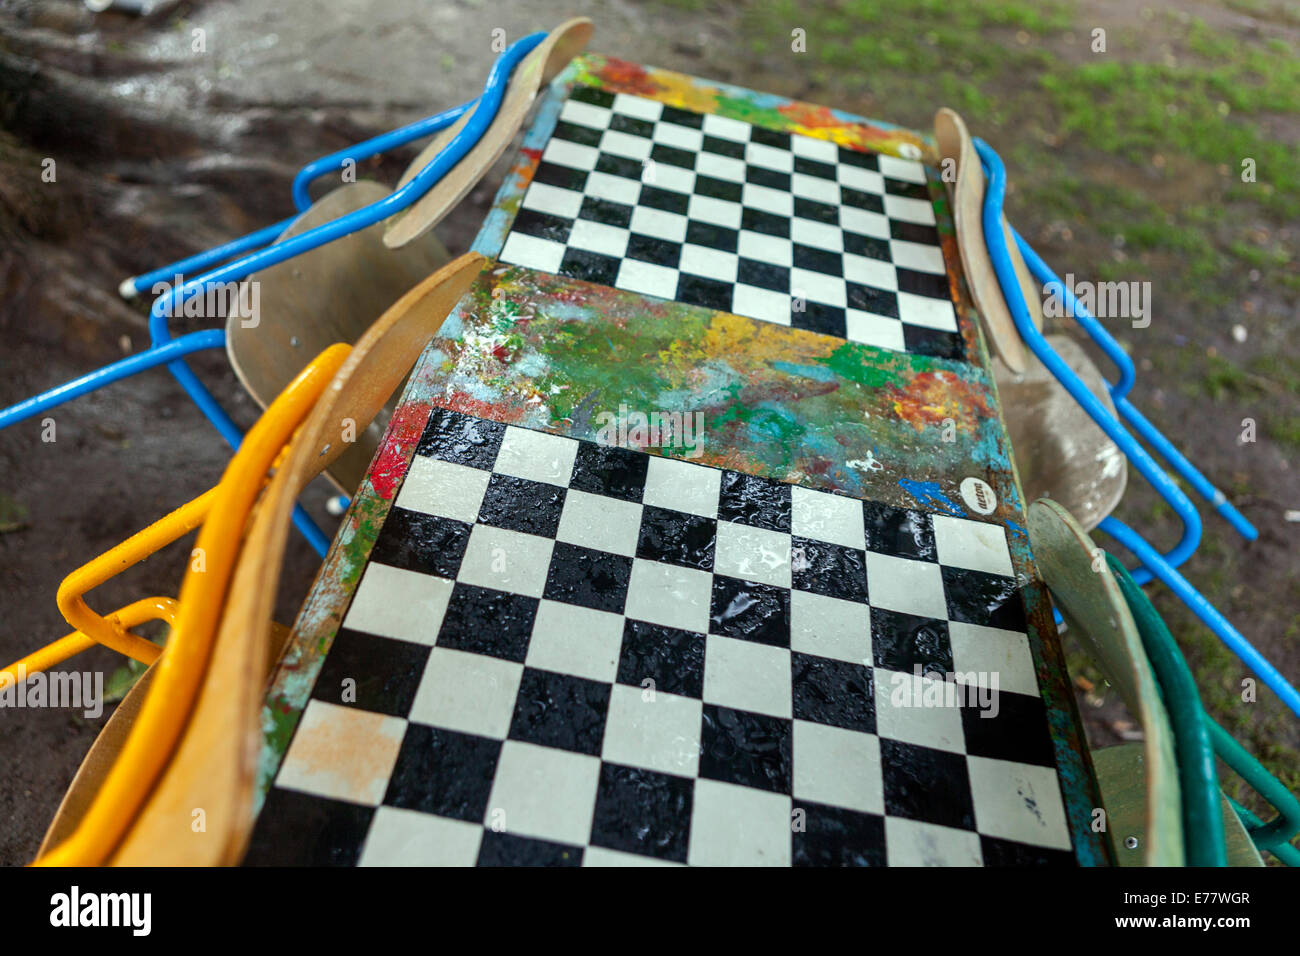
left=975, top=138, right=1299, bottom=719
left=0, top=33, right=546, bottom=559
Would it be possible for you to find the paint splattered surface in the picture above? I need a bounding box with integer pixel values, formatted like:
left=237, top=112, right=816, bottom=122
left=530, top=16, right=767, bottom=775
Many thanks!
left=256, top=55, right=1106, bottom=865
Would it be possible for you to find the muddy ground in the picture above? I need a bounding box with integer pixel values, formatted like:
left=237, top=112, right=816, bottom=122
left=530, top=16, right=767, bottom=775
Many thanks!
left=1, top=0, right=1296, bottom=865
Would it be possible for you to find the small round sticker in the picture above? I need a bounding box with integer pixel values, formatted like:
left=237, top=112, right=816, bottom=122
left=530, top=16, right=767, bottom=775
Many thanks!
left=960, top=476, right=997, bottom=515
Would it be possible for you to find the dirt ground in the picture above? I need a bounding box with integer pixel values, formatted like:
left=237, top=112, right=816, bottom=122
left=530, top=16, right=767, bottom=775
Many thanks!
left=1, top=0, right=1296, bottom=865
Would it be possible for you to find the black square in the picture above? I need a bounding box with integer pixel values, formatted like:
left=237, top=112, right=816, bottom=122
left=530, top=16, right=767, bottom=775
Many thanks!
left=639, top=184, right=691, bottom=216
left=794, top=157, right=837, bottom=180
left=701, top=134, right=745, bottom=159
left=942, top=566, right=1027, bottom=631
left=863, top=501, right=936, bottom=561
left=384, top=724, right=500, bottom=821
left=595, top=151, right=645, bottom=181
left=544, top=541, right=633, bottom=613
left=529, top=161, right=588, bottom=194
left=650, top=142, right=697, bottom=170
left=840, top=188, right=886, bottom=214
left=370, top=507, right=470, bottom=580
left=717, top=469, right=791, bottom=532
left=570, top=85, right=614, bottom=108
left=610, top=112, right=654, bottom=138
left=559, top=247, right=622, bottom=286
left=792, top=652, right=875, bottom=733
left=699, top=704, right=792, bottom=794
left=903, top=325, right=965, bottom=361
left=891, top=220, right=941, bottom=246
left=617, top=618, right=705, bottom=697
left=552, top=119, right=603, bottom=148
left=960, top=689, right=1057, bottom=767
left=792, top=301, right=846, bottom=339
left=244, top=789, right=374, bottom=867
left=980, top=835, right=1076, bottom=867
left=477, top=472, right=566, bottom=538
left=685, top=220, right=739, bottom=253
left=846, top=283, right=899, bottom=318
left=478, top=831, right=583, bottom=866
left=636, top=504, right=716, bottom=570
left=838, top=146, right=879, bottom=170
left=569, top=441, right=650, bottom=501
left=793, top=197, right=838, bottom=225
left=736, top=258, right=790, bottom=293
left=676, top=272, right=733, bottom=312
left=793, top=243, right=843, bottom=277
left=694, top=174, right=743, bottom=203
left=885, top=177, right=932, bottom=201
left=578, top=195, right=634, bottom=229
left=793, top=802, right=886, bottom=867
left=880, top=737, right=975, bottom=830
left=791, top=536, right=868, bottom=604
left=870, top=606, right=953, bottom=677
left=745, top=164, right=791, bottom=192
left=436, top=583, right=539, bottom=663
left=626, top=233, right=682, bottom=267
left=311, top=628, right=429, bottom=717
left=590, top=763, right=693, bottom=862
left=709, top=574, right=790, bottom=647
left=741, top=206, right=791, bottom=238
left=417, top=408, right=505, bottom=469
left=897, top=266, right=950, bottom=300
left=661, top=105, right=704, bottom=129
left=749, top=126, right=791, bottom=150
left=508, top=667, right=611, bottom=756
left=843, top=230, right=891, bottom=260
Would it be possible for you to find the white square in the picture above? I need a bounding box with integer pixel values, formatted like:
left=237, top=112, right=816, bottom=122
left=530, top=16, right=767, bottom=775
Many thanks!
left=737, top=230, right=793, bottom=266
left=873, top=669, right=966, bottom=753
left=742, top=181, right=793, bottom=217
left=865, top=551, right=948, bottom=620
left=559, top=98, right=612, bottom=130
left=569, top=218, right=630, bottom=258
left=701, top=113, right=751, bottom=142
left=703, top=633, right=792, bottom=718
left=344, top=563, right=453, bottom=645
left=278, top=701, right=405, bottom=805
left=694, top=151, right=746, bottom=182
left=790, top=217, right=843, bottom=253
left=602, top=683, right=703, bottom=776
left=949, top=621, right=1039, bottom=698
left=526, top=599, right=624, bottom=683
left=688, top=779, right=792, bottom=866
left=600, top=128, right=653, bottom=161
left=745, top=141, right=794, bottom=173
left=541, top=136, right=600, bottom=171
left=624, top=559, right=713, bottom=634
left=645, top=161, right=695, bottom=196
left=498, top=232, right=565, bottom=276
left=966, top=756, right=1071, bottom=850
left=713, top=521, right=791, bottom=589
left=494, top=426, right=578, bottom=486
left=409, top=646, right=523, bottom=738
left=792, top=720, right=883, bottom=814
left=583, top=847, right=682, bottom=867
left=890, top=239, right=946, bottom=274
left=885, top=817, right=982, bottom=866
left=679, top=244, right=738, bottom=283
left=629, top=205, right=689, bottom=243
left=879, top=153, right=928, bottom=184
left=840, top=205, right=891, bottom=239
left=556, top=488, right=643, bottom=557
left=791, top=485, right=865, bottom=549
left=616, top=258, right=680, bottom=300
left=456, top=524, right=554, bottom=598
left=653, top=122, right=703, bottom=153
left=932, top=514, right=1014, bottom=577
left=396, top=455, right=490, bottom=523
left=790, top=172, right=840, bottom=205
left=842, top=252, right=899, bottom=291
left=898, top=292, right=958, bottom=331
left=846, top=310, right=905, bottom=352
left=687, top=193, right=742, bottom=229
left=791, top=134, right=839, bottom=163
left=585, top=170, right=642, bottom=206
left=790, top=590, right=871, bottom=665
left=613, top=92, right=663, bottom=122
left=883, top=194, right=936, bottom=225
left=642, top=454, right=722, bottom=518
left=836, top=165, right=884, bottom=194
left=360, top=807, right=483, bottom=866
left=521, top=181, right=585, bottom=220
left=732, top=284, right=792, bottom=326
left=791, top=267, right=846, bottom=308
left=488, top=740, right=601, bottom=846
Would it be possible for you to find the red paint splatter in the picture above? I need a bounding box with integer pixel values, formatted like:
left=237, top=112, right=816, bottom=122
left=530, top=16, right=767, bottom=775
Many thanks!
left=369, top=400, right=432, bottom=500
left=591, top=57, right=662, bottom=97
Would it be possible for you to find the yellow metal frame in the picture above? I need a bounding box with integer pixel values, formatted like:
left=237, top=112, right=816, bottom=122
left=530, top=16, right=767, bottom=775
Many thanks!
left=28, top=344, right=350, bottom=867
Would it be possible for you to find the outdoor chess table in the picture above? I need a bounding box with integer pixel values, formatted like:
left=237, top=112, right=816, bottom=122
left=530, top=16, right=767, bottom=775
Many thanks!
left=244, top=55, right=1108, bottom=866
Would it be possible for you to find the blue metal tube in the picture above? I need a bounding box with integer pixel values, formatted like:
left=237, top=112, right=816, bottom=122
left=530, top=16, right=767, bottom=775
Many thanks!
left=125, top=220, right=293, bottom=299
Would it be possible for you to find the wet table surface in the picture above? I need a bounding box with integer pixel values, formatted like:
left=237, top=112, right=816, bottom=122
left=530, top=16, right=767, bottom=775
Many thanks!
left=245, top=55, right=1105, bottom=867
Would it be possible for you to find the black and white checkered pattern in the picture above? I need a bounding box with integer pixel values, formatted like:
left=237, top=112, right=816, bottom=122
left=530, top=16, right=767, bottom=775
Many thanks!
left=247, top=409, right=1073, bottom=866
left=495, top=86, right=964, bottom=360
